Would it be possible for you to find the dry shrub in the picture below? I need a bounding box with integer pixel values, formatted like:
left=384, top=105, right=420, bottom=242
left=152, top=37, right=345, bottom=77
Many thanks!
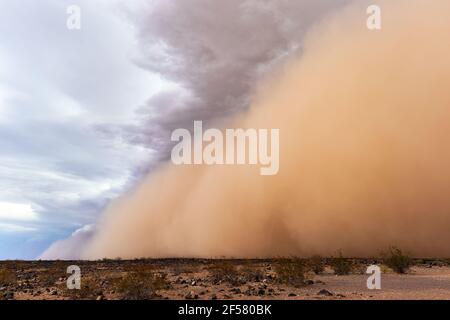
left=307, top=255, right=325, bottom=274
left=238, top=264, right=265, bottom=283
left=0, top=269, right=16, bottom=286
left=382, top=246, right=412, bottom=274
left=208, top=261, right=240, bottom=285
left=38, top=262, right=70, bottom=286
left=62, top=277, right=101, bottom=300
left=274, top=258, right=306, bottom=287
left=116, top=267, right=168, bottom=300
left=330, top=251, right=352, bottom=275
left=170, top=264, right=199, bottom=276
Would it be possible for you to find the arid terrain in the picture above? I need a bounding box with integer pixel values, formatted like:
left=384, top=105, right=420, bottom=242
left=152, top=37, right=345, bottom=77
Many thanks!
left=1, top=256, right=450, bottom=300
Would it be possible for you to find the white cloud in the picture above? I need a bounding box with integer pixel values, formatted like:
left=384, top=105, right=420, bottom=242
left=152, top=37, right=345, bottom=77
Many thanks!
left=0, top=222, right=37, bottom=233
left=0, top=202, right=38, bottom=221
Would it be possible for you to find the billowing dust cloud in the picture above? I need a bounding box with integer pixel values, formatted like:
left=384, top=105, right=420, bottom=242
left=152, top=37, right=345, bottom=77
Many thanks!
left=81, top=0, right=450, bottom=258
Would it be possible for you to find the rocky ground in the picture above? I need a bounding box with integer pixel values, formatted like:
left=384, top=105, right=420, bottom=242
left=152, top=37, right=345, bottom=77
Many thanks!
left=1, top=258, right=450, bottom=300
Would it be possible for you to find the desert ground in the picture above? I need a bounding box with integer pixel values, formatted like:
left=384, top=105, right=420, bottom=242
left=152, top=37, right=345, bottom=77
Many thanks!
left=1, top=257, right=450, bottom=300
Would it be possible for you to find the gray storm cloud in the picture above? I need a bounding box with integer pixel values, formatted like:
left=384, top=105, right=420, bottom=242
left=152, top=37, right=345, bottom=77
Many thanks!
left=43, top=0, right=450, bottom=259
left=122, top=0, right=350, bottom=158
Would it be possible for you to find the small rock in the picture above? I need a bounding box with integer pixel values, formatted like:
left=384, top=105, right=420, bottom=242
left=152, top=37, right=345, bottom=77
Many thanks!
left=304, top=280, right=314, bottom=285
left=50, top=290, right=58, bottom=296
left=211, top=294, right=217, bottom=300
left=258, top=289, right=265, bottom=295
left=96, top=295, right=104, bottom=300
left=4, top=292, right=14, bottom=300
left=185, top=291, right=198, bottom=300
left=317, top=289, right=333, bottom=296
left=314, top=280, right=325, bottom=284
left=288, top=293, right=297, bottom=297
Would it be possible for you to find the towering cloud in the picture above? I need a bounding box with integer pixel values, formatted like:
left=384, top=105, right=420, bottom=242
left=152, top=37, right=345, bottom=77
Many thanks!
left=44, top=0, right=450, bottom=259
left=123, top=0, right=350, bottom=158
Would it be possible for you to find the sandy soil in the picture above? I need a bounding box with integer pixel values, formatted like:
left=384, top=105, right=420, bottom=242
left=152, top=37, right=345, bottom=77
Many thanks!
left=1, top=259, right=449, bottom=300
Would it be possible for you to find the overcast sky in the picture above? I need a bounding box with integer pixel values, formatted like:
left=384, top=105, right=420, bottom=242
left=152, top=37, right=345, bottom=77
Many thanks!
left=0, top=0, right=165, bottom=259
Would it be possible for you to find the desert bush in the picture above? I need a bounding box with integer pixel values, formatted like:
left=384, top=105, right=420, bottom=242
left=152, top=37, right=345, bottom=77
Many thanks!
left=274, top=258, right=306, bottom=287
left=238, top=264, right=265, bottom=283
left=208, top=261, right=240, bottom=285
left=62, top=277, right=102, bottom=300
left=307, top=255, right=325, bottom=274
left=170, top=264, right=199, bottom=276
left=116, top=267, right=168, bottom=300
left=38, top=262, right=69, bottom=286
left=0, top=269, right=16, bottom=285
left=382, top=246, right=412, bottom=274
left=330, top=251, right=352, bottom=275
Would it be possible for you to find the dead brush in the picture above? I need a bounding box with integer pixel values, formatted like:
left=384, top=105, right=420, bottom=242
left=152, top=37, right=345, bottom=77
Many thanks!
left=116, top=266, right=169, bottom=300
left=330, top=250, right=353, bottom=275
left=170, top=264, right=199, bottom=276
left=274, top=258, right=307, bottom=287
left=238, top=264, right=266, bottom=283
left=208, top=261, right=241, bottom=285
left=0, top=268, right=16, bottom=286
left=382, top=246, right=412, bottom=274
left=61, top=277, right=101, bottom=300
left=307, top=255, right=325, bottom=274
left=38, top=261, right=70, bottom=286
